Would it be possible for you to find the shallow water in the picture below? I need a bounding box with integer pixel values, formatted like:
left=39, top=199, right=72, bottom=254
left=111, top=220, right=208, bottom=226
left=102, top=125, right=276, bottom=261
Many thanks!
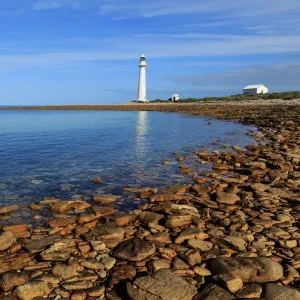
left=0, top=110, right=256, bottom=211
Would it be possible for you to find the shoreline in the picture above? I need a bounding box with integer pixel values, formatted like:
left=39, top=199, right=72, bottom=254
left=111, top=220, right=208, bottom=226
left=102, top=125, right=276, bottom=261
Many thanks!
left=0, top=101, right=300, bottom=299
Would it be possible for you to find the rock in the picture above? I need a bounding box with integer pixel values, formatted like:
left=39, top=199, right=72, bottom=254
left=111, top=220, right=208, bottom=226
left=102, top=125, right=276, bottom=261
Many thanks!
left=29, top=204, right=42, bottom=211
left=71, top=290, right=87, bottom=300
left=166, top=185, right=189, bottom=194
left=0, top=231, right=15, bottom=251
left=41, top=239, right=76, bottom=261
left=52, top=264, right=77, bottom=280
left=84, top=223, right=125, bottom=248
left=0, top=271, right=30, bottom=292
left=149, top=259, right=171, bottom=272
left=101, top=256, right=116, bottom=270
left=216, top=236, right=247, bottom=251
left=81, top=258, right=104, bottom=270
left=87, top=285, right=105, bottom=297
left=195, top=283, right=236, bottom=300
left=193, top=266, right=211, bottom=276
left=0, top=205, right=19, bottom=214
left=208, top=257, right=283, bottom=283
left=188, top=240, right=213, bottom=252
left=91, top=241, right=106, bottom=252
left=0, top=252, right=34, bottom=274
left=62, top=281, right=93, bottom=291
left=172, top=257, right=189, bottom=270
left=175, top=228, right=208, bottom=244
left=93, top=194, right=118, bottom=204
left=91, top=178, right=102, bottom=184
left=139, top=211, right=163, bottom=225
left=69, top=200, right=90, bottom=210
left=47, top=216, right=77, bottom=228
left=13, top=281, right=54, bottom=300
left=216, top=191, right=240, bottom=205
left=113, top=237, right=156, bottom=261
left=235, top=284, right=262, bottom=299
left=3, top=224, right=28, bottom=234
left=92, top=206, right=117, bottom=216
left=108, top=265, right=136, bottom=287
left=218, top=274, right=243, bottom=293
left=264, top=283, right=300, bottom=300
left=114, top=214, right=137, bottom=226
left=166, top=215, right=192, bottom=228
left=51, top=201, right=71, bottom=213
left=24, top=235, right=61, bottom=253
left=126, top=269, right=197, bottom=300
left=149, top=193, right=184, bottom=202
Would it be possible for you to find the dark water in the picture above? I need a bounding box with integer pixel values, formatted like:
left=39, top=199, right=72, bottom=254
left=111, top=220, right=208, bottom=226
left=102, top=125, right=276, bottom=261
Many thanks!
left=0, top=110, right=256, bottom=211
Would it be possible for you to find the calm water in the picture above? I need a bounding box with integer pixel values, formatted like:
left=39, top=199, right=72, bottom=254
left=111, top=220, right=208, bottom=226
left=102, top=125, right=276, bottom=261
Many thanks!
left=0, top=110, right=256, bottom=211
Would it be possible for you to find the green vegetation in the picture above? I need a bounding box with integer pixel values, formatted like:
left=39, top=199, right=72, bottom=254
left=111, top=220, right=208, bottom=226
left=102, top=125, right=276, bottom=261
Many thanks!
left=150, top=91, right=300, bottom=103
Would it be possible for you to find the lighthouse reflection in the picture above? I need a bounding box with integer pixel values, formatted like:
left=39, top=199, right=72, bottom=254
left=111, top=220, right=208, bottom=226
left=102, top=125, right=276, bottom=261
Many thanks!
left=135, top=111, right=149, bottom=168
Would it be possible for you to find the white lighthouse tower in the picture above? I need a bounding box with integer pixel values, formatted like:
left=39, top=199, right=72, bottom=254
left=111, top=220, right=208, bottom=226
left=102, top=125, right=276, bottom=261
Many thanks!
left=137, top=54, right=148, bottom=103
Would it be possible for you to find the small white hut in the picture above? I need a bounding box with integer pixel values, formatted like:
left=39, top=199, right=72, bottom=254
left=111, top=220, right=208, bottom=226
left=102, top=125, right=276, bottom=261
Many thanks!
left=172, top=94, right=180, bottom=102
left=243, top=84, right=268, bottom=95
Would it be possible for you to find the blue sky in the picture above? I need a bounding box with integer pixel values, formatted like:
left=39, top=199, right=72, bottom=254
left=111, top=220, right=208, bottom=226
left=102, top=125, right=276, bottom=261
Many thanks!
left=1, top=0, right=300, bottom=105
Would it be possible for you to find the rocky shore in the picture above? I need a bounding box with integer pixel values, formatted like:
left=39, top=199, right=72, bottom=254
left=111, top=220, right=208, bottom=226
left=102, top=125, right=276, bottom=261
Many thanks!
left=0, top=101, right=300, bottom=299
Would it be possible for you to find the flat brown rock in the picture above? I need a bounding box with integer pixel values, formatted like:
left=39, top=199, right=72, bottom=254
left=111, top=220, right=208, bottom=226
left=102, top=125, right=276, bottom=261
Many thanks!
left=24, top=235, right=61, bottom=253
left=208, top=257, right=283, bottom=283
left=0, top=252, right=34, bottom=274
left=0, top=205, right=19, bottom=214
left=149, top=193, right=184, bottom=202
left=0, top=231, right=16, bottom=251
left=127, top=269, right=197, bottom=300
left=13, top=281, right=54, bottom=300
left=113, top=237, right=156, bottom=261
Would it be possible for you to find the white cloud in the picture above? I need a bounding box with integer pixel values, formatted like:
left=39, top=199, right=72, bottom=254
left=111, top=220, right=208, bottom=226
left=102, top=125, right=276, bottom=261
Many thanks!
left=32, top=0, right=83, bottom=10
left=1, top=34, right=300, bottom=68
left=169, top=62, right=300, bottom=89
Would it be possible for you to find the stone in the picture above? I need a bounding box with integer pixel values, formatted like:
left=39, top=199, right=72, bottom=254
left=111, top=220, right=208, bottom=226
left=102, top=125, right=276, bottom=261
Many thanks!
left=193, top=266, right=211, bottom=276
left=29, top=204, right=42, bottom=211
left=166, top=215, right=192, bottom=228
left=235, top=284, right=262, bottom=299
left=52, top=264, right=77, bottom=280
left=216, top=236, right=247, bottom=251
left=149, top=259, right=171, bottom=272
left=13, top=281, right=54, bottom=300
left=24, top=235, right=61, bottom=253
left=218, top=274, right=243, bottom=293
left=0, top=205, right=19, bottom=214
left=91, top=178, right=102, bottom=184
left=92, top=206, right=117, bottom=216
left=93, top=194, right=118, bottom=204
left=41, top=239, right=76, bottom=261
left=113, top=237, right=156, bottom=261
left=150, top=193, right=184, bottom=202
left=101, top=256, right=116, bottom=270
left=126, top=269, right=197, bottom=300
left=3, top=224, right=28, bottom=233
left=195, top=283, right=236, bottom=300
left=47, top=216, right=77, bottom=228
left=114, top=214, right=137, bottom=226
left=0, top=271, right=30, bottom=292
left=139, top=211, right=163, bottom=225
left=87, top=285, right=105, bottom=297
left=62, top=281, right=93, bottom=291
left=264, top=283, right=300, bottom=300
left=172, top=257, right=189, bottom=270
left=0, top=231, right=15, bottom=251
left=175, top=228, right=208, bottom=244
left=166, top=185, right=189, bottom=194
left=91, top=241, right=106, bottom=252
left=216, top=191, right=240, bottom=205
left=188, top=240, right=213, bottom=252
left=71, top=290, right=87, bottom=300
left=108, top=265, right=136, bottom=287
left=0, top=252, right=34, bottom=274
left=51, top=201, right=71, bottom=213
left=84, top=223, right=125, bottom=248
left=81, top=258, right=104, bottom=270
left=208, top=257, right=283, bottom=283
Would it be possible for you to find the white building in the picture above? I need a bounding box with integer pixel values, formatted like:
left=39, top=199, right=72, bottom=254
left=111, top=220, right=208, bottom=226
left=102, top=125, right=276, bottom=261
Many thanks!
left=243, top=84, right=268, bottom=95
left=137, top=54, right=148, bottom=103
left=172, top=94, right=180, bottom=102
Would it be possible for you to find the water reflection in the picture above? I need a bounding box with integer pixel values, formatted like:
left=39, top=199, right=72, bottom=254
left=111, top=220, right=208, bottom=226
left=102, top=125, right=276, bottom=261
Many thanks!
left=135, top=111, right=148, bottom=169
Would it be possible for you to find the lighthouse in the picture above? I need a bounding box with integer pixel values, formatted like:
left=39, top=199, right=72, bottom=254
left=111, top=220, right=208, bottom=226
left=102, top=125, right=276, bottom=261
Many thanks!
left=137, top=54, right=148, bottom=103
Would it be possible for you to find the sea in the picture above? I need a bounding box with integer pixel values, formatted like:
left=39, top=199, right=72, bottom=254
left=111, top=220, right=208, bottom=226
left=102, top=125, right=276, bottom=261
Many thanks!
left=0, top=110, right=256, bottom=211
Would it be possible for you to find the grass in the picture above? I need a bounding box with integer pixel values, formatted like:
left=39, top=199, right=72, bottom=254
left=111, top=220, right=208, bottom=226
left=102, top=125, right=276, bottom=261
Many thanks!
left=150, top=91, right=300, bottom=103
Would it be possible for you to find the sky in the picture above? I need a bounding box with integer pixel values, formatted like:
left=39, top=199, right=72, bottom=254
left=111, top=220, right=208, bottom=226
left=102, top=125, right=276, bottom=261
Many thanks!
left=0, top=0, right=300, bottom=105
